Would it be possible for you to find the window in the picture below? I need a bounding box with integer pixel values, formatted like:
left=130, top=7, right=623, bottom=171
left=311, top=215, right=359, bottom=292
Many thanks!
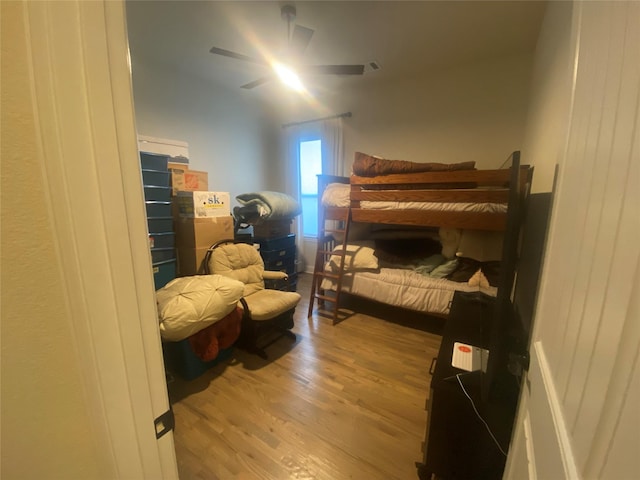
left=299, top=139, right=322, bottom=237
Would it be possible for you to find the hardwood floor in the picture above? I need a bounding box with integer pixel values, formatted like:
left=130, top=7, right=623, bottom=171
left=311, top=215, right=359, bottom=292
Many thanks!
left=168, top=273, right=443, bottom=480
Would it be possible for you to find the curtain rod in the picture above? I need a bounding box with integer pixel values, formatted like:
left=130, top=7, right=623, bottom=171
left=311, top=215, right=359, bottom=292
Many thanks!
left=281, top=111, right=352, bottom=129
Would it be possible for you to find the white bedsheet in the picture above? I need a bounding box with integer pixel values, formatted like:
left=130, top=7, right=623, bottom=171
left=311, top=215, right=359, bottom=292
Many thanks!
left=320, top=267, right=496, bottom=316
left=321, top=182, right=507, bottom=214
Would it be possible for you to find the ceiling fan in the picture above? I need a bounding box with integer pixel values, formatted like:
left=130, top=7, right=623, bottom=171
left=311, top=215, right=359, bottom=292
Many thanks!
left=209, top=4, right=366, bottom=90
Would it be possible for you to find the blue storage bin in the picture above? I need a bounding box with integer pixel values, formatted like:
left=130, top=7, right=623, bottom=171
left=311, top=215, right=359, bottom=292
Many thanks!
left=140, top=152, right=169, bottom=171
left=163, top=341, right=234, bottom=380
left=151, top=247, right=175, bottom=264
left=153, top=259, right=176, bottom=290
left=260, top=244, right=296, bottom=263
left=142, top=169, right=170, bottom=187
left=256, top=234, right=295, bottom=251
left=263, top=254, right=296, bottom=275
left=143, top=185, right=171, bottom=202
left=145, top=201, right=172, bottom=218
left=147, top=217, right=173, bottom=234
left=149, top=232, right=175, bottom=249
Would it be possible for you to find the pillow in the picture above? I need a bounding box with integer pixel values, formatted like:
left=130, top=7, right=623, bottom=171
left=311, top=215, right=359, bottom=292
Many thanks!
left=157, top=275, right=245, bottom=342
left=328, top=241, right=379, bottom=271
left=438, top=227, right=462, bottom=259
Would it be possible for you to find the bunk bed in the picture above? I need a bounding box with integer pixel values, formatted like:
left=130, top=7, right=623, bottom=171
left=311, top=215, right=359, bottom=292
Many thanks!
left=308, top=151, right=533, bottom=322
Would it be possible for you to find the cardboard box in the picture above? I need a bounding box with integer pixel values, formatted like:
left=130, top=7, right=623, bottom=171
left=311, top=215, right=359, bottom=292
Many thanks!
left=174, top=216, right=234, bottom=249
left=169, top=168, right=208, bottom=195
left=174, top=216, right=234, bottom=276
left=176, top=247, right=211, bottom=276
left=168, top=161, right=189, bottom=170
left=252, top=219, right=292, bottom=239
left=169, top=167, right=186, bottom=195
left=184, top=170, right=208, bottom=191
left=175, top=191, right=230, bottom=218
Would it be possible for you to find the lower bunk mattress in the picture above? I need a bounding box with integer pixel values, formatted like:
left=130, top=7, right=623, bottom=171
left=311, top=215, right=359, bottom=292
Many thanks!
left=320, top=268, right=497, bottom=316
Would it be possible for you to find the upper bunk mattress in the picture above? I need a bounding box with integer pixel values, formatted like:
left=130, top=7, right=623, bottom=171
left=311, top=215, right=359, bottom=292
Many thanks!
left=322, top=182, right=507, bottom=213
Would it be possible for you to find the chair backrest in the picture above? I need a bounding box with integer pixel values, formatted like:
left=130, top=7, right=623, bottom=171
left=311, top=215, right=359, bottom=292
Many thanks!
left=207, top=242, right=265, bottom=296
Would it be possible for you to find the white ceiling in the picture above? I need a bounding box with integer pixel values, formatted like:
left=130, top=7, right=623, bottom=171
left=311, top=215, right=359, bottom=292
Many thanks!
left=125, top=1, right=547, bottom=97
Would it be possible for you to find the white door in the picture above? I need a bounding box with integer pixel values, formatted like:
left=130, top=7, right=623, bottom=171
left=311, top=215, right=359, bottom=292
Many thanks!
left=505, top=2, right=640, bottom=479
left=24, top=1, right=179, bottom=477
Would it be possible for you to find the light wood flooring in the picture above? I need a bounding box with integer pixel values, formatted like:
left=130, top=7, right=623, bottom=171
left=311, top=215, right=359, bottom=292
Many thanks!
left=168, top=273, right=443, bottom=480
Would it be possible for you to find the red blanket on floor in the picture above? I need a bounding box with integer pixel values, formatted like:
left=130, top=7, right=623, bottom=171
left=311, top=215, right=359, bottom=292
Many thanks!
left=188, top=306, right=242, bottom=361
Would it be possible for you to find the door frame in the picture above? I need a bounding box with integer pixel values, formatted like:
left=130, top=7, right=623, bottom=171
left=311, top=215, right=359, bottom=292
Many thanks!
left=24, top=1, right=178, bottom=477
left=504, top=1, right=640, bottom=477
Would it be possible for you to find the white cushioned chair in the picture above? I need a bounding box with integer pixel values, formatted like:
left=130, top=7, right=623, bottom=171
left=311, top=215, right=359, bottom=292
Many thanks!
left=204, top=239, right=300, bottom=358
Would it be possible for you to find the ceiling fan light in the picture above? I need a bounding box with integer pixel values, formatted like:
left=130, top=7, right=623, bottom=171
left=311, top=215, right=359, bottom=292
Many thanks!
left=272, top=62, right=305, bottom=92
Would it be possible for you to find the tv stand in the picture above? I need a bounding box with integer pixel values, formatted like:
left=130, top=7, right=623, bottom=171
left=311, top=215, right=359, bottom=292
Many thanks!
left=417, top=291, right=519, bottom=479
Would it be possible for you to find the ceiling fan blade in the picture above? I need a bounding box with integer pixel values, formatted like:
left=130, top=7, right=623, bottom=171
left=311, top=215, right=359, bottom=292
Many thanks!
left=289, top=25, right=314, bottom=57
left=240, top=76, right=273, bottom=89
left=209, top=46, right=266, bottom=66
left=301, top=65, right=365, bottom=75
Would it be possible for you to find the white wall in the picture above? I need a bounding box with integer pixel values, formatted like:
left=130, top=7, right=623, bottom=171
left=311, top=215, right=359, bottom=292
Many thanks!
left=286, top=54, right=534, bottom=174
left=521, top=1, right=575, bottom=193
left=130, top=60, right=283, bottom=201
left=1, top=2, right=114, bottom=478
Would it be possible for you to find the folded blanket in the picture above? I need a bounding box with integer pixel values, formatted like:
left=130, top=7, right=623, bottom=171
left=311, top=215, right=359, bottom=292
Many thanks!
left=447, top=257, right=501, bottom=287
left=235, top=191, right=301, bottom=223
left=233, top=204, right=264, bottom=225
left=352, top=151, right=476, bottom=177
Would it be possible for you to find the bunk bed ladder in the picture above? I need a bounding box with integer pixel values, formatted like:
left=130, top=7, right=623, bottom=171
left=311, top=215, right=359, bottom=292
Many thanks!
left=308, top=207, right=352, bottom=324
